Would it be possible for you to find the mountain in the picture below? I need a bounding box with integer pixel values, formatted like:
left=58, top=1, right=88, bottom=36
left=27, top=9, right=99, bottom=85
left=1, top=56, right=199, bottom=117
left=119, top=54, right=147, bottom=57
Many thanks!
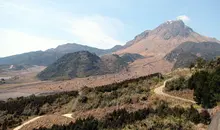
left=120, top=53, right=145, bottom=63
left=116, top=20, right=219, bottom=57
left=1, top=20, right=219, bottom=71
left=37, top=51, right=128, bottom=80
left=165, top=41, right=220, bottom=69
left=0, top=43, right=123, bottom=66
left=124, top=30, right=151, bottom=48
left=101, top=54, right=128, bottom=73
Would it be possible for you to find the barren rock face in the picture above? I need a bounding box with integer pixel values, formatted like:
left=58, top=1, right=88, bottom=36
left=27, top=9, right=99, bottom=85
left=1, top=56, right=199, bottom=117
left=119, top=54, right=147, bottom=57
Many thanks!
left=125, top=30, right=151, bottom=47
left=116, top=20, right=219, bottom=57
left=151, top=20, right=193, bottom=40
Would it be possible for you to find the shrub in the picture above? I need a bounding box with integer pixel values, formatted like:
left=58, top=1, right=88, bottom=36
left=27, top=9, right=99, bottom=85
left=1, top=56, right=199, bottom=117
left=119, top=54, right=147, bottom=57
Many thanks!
left=188, top=70, right=220, bottom=108
left=165, top=76, right=188, bottom=91
left=35, top=116, right=99, bottom=130
left=78, top=96, right=88, bottom=103
left=34, top=101, right=210, bottom=130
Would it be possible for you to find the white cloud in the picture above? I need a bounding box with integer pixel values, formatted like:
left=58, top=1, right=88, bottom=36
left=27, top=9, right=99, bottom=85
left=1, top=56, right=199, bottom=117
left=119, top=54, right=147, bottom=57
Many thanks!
left=0, top=1, right=125, bottom=57
left=0, top=29, right=67, bottom=57
left=68, top=15, right=124, bottom=49
left=176, top=15, right=190, bottom=23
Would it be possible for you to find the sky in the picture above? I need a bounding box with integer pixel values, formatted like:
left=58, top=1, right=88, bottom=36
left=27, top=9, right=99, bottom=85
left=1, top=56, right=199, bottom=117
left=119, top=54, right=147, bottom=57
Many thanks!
left=0, top=0, right=219, bottom=57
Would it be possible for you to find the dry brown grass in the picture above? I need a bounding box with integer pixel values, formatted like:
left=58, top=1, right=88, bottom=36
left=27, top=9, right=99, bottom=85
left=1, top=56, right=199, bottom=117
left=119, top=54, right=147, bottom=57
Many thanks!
left=72, top=102, right=149, bottom=120
left=166, top=89, right=194, bottom=101
left=148, top=93, right=194, bottom=108
left=17, top=102, right=150, bottom=130
left=0, top=66, right=45, bottom=90
left=166, top=68, right=192, bottom=78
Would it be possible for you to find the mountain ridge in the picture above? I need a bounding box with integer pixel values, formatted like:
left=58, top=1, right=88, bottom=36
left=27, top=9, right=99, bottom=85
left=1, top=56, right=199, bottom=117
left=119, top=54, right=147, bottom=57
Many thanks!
left=116, top=20, right=220, bottom=56
left=165, top=41, right=220, bottom=69
left=1, top=20, right=219, bottom=67
left=0, top=43, right=123, bottom=66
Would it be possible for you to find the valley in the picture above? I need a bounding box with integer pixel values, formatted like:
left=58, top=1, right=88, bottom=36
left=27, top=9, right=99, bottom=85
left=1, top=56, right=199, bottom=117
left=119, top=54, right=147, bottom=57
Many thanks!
left=0, top=54, right=172, bottom=100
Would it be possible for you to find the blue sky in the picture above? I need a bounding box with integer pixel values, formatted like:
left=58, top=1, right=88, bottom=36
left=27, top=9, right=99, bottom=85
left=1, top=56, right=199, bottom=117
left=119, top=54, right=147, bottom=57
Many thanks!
left=0, top=0, right=219, bottom=57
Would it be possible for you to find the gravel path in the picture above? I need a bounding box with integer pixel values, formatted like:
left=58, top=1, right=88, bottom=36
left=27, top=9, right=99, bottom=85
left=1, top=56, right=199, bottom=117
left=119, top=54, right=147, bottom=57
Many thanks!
left=13, top=113, right=74, bottom=130
left=13, top=116, right=43, bottom=130
left=154, top=78, right=196, bottom=104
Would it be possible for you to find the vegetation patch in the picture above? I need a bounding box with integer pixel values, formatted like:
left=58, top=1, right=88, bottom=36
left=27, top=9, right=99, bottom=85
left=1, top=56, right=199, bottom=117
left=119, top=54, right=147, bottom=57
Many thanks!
left=165, top=76, right=189, bottom=91
left=0, top=73, right=161, bottom=129
left=74, top=73, right=162, bottom=111
left=34, top=101, right=210, bottom=130
left=186, top=57, right=220, bottom=108
left=0, top=91, right=78, bottom=129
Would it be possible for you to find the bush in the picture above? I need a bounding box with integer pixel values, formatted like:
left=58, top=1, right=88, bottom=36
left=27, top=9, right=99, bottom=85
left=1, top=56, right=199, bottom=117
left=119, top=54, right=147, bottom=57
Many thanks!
left=101, top=108, right=149, bottom=128
left=78, top=96, right=88, bottom=103
left=153, top=101, right=210, bottom=125
left=35, top=116, right=99, bottom=130
left=188, top=70, right=220, bottom=108
left=165, top=76, right=188, bottom=91
left=34, top=101, right=210, bottom=130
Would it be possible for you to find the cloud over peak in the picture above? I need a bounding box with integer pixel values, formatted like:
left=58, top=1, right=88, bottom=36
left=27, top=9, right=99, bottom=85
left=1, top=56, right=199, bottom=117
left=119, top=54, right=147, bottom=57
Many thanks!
left=176, top=15, right=190, bottom=23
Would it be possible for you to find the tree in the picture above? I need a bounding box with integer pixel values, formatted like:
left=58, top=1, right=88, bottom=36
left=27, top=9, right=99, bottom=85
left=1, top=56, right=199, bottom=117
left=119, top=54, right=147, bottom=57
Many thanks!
left=189, top=62, right=195, bottom=71
left=196, top=57, right=206, bottom=69
left=188, top=70, right=219, bottom=108
left=216, top=57, right=220, bottom=65
left=0, top=78, right=5, bottom=84
left=2, top=119, right=7, bottom=130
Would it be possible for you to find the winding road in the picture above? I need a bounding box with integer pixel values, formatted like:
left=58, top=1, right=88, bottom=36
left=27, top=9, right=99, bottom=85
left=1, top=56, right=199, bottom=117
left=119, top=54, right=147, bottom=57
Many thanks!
left=154, top=78, right=220, bottom=130
left=154, top=78, right=196, bottom=104
left=14, top=79, right=197, bottom=130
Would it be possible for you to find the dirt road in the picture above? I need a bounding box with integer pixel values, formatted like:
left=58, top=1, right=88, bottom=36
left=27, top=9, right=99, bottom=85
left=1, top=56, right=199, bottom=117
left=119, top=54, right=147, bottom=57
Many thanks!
left=13, top=113, right=74, bottom=130
left=13, top=116, right=43, bottom=130
left=154, top=78, right=196, bottom=104
left=62, top=114, right=73, bottom=119
left=208, top=112, right=220, bottom=130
